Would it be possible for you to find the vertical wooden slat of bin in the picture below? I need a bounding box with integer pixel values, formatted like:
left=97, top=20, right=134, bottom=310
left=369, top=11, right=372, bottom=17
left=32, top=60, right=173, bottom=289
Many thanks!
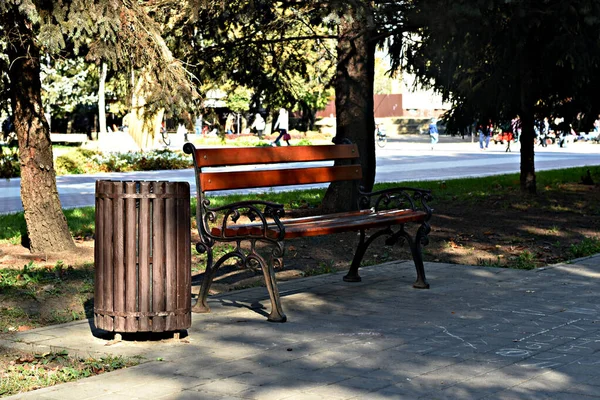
left=94, top=181, right=105, bottom=329
left=152, top=181, right=166, bottom=332
left=112, top=182, right=126, bottom=332
left=124, top=181, right=138, bottom=332
left=102, top=181, right=115, bottom=331
left=138, top=182, right=151, bottom=331
left=183, top=182, right=192, bottom=327
left=165, top=182, right=177, bottom=331
left=176, top=182, right=191, bottom=328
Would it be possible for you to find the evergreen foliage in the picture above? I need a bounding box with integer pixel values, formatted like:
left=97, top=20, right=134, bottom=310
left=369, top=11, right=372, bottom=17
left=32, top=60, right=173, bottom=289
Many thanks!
left=389, top=0, right=600, bottom=193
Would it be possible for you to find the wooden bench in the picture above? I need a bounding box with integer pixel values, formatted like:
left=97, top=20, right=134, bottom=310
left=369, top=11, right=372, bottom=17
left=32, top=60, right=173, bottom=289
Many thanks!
left=183, top=142, right=433, bottom=322
left=50, top=133, right=88, bottom=144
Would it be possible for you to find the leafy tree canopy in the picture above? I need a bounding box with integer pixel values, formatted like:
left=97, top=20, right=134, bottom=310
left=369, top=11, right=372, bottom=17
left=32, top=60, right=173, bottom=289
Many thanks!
left=393, top=0, right=600, bottom=193
left=399, top=0, right=600, bottom=126
left=169, top=1, right=338, bottom=118
left=1, top=0, right=197, bottom=117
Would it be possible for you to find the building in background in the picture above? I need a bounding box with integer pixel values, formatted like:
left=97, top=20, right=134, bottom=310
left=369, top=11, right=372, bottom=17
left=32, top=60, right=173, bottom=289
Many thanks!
left=316, top=74, right=450, bottom=121
left=316, top=51, right=450, bottom=134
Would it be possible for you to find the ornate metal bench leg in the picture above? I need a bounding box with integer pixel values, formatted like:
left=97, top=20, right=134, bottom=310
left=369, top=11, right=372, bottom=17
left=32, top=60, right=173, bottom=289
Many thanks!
left=192, top=249, right=219, bottom=313
left=260, top=255, right=287, bottom=322
left=409, top=242, right=429, bottom=289
left=403, top=224, right=430, bottom=289
left=193, top=277, right=213, bottom=313
left=344, top=230, right=366, bottom=282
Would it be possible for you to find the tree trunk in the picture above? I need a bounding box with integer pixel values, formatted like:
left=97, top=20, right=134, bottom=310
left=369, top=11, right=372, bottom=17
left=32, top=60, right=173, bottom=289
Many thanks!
left=322, top=2, right=376, bottom=213
left=519, top=56, right=536, bottom=194
left=99, top=62, right=108, bottom=136
left=127, top=23, right=179, bottom=151
left=519, top=113, right=536, bottom=194
left=5, top=9, right=75, bottom=252
left=128, top=72, right=163, bottom=150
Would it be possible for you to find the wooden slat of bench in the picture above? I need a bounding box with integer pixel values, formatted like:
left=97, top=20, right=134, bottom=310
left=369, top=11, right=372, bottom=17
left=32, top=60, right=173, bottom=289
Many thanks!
left=212, top=209, right=428, bottom=239
left=281, top=210, right=427, bottom=238
left=194, top=144, right=359, bottom=167
left=212, top=209, right=375, bottom=237
left=201, top=165, right=362, bottom=192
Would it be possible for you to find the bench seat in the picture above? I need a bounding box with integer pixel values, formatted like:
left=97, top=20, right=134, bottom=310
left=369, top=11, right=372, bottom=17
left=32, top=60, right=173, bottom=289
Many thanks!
left=212, top=208, right=428, bottom=239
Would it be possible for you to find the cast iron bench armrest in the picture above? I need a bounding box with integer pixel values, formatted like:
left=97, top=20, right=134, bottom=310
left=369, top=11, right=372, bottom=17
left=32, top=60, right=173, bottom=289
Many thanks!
left=358, top=186, right=433, bottom=217
left=199, top=199, right=286, bottom=242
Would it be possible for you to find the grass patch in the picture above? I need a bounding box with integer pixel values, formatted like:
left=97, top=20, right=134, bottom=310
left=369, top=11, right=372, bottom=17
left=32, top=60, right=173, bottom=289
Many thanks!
left=0, top=213, right=27, bottom=244
left=0, top=261, right=95, bottom=332
left=477, top=256, right=503, bottom=268
left=509, top=251, right=537, bottom=270
left=569, top=237, right=600, bottom=259
left=0, top=348, right=139, bottom=397
left=0, top=261, right=92, bottom=292
left=63, top=207, right=96, bottom=238
left=303, top=260, right=336, bottom=277
left=195, top=188, right=324, bottom=213
left=0, top=307, right=35, bottom=332
left=375, top=166, right=600, bottom=206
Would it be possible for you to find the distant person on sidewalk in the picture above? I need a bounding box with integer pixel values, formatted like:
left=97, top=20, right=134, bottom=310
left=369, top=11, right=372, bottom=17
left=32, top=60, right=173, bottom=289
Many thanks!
left=539, top=117, right=549, bottom=147
left=225, top=114, right=235, bottom=135
left=194, top=115, right=202, bottom=136
left=177, top=122, right=188, bottom=142
left=250, top=112, right=266, bottom=139
left=478, top=119, right=492, bottom=150
left=272, top=108, right=291, bottom=146
left=429, top=117, right=439, bottom=150
left=510, top=116, right=522, bottom=142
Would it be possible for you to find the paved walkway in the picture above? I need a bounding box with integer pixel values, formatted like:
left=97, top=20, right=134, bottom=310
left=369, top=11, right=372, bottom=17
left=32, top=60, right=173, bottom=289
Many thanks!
left=2, top=255, right=600, bottom=399
left=2, top=137, right=599, bottom=215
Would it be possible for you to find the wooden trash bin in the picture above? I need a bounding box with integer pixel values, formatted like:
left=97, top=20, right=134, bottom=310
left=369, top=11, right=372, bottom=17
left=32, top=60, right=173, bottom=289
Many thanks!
left=94, top=180, right=191, bottom=334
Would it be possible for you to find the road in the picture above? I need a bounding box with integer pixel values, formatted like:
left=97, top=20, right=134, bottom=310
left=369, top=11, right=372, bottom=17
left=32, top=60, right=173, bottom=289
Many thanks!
left=1, top=136, right=598, bottom=215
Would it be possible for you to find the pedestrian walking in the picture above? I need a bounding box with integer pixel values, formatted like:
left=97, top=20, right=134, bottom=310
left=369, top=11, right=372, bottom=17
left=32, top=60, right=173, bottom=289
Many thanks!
left=250, top=112, right=266, bottom=139
left=478, top=119, right=491, bottom=150
left=539, top=117, right=549, bottom=147
left=510, top=116, right=521, bottom=142
left=272, top=108, right=291, bottom=146
left=429, top=117, right=439, bottom=150
left=194, top=115, right=202, bottom=136
left=225, top=114, right=235, bottom=135
left=177, top=122, right=188, bottom=142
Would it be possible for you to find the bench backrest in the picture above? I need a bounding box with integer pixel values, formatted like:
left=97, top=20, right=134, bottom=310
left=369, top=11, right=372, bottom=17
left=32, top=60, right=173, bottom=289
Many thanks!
left=183, top=143, right=362, bottom=193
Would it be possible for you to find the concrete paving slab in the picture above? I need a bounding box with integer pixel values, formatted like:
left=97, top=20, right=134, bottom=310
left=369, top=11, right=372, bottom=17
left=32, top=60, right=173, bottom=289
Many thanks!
left=2, top=255, right=600, bottom=399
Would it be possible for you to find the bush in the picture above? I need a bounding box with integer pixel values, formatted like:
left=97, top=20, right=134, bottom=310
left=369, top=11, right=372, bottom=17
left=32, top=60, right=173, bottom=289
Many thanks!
left=0, top=147, right=20, bottom=178
left=91, top=149, right=191, bottom=172
left=55, top=148, right=101, bottom=175
left=295, top=138, right=313, bottom=146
